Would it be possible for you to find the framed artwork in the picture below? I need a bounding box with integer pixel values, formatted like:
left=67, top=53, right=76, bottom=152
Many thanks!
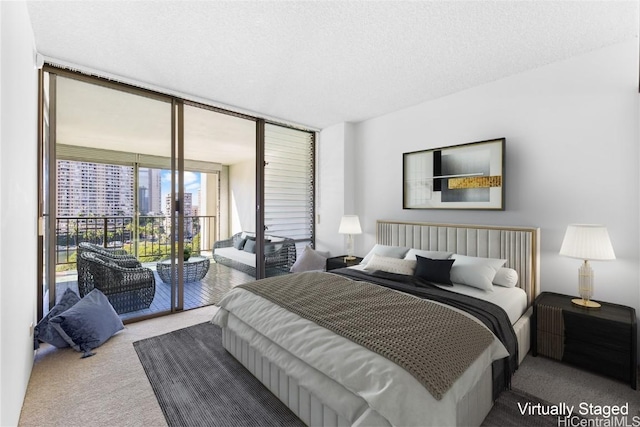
left=403, top=138, right=505, bottom=210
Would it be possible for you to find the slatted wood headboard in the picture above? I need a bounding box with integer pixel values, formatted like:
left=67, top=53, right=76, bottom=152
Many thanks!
left=376, top=220, right=540, bottom=305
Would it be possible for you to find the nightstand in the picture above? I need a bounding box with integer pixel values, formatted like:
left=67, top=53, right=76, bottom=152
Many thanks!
left=532, top=291, right=637, bottom=389
left=326, top=255, right=363, bottom=271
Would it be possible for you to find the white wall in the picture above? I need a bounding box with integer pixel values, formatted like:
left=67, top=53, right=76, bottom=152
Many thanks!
left=316, top=122, right=358, bottom=256
left=229, top=159, right=256, bottom=235
left=0, top=1, right=38, bottom=425
left=320, top=40, right=640, bottom=353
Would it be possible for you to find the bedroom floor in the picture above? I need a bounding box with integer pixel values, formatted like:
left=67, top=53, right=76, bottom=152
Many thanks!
left=20, top=304, right=640, bottom=426
left=510, top=355, right=640, bottom=419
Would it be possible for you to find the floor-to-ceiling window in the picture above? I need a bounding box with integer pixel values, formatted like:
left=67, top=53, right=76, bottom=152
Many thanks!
left=38, top=66, right=315, bottom=323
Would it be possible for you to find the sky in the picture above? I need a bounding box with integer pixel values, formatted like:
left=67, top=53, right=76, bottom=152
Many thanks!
left=161, top=170, right=201, bottom=206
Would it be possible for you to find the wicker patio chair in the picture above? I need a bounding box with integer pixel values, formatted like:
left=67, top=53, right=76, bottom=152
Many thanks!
left=78, top=251, right=155, bottom=314
left=77, top=242, right=140, bottom=267
left=76, top=242, right=140, bottom=297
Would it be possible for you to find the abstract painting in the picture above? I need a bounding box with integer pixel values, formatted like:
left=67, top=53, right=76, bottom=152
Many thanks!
left=403, top=138, right=505, bottom=210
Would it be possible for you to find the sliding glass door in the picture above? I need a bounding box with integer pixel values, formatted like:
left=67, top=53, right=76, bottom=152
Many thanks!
left=183, top=103, right=257, bottom=302
left=43, top=71, right=175, bottom=321
left=37, top=67, right=316, bottom=326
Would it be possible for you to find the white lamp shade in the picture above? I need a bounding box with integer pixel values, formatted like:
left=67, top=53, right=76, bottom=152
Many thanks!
left=559, top=224, right=615, bottom=261
left=338, top=215, right=362, bottom=234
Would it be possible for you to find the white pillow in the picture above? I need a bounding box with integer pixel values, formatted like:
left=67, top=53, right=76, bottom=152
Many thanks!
left=290, top=246, right=328, bottom=273
left=493, top=267, right=518, bottom=288
left=360, top=244, right=410, bottom=265
left=450, top=254, right=507, bottom=291
left=364, top=254, right=416, bottom=276
left=403, top=248, right=453, bottom=261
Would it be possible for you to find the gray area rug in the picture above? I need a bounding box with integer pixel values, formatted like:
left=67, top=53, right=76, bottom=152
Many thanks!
left=134, top=322, right=305, bottom=426
left=135, top=322, right=562, bottom=427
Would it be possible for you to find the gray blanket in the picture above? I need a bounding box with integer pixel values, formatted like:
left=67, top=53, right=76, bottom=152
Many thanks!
left=239, top=271, right=495, bottom=400
left=333, top=267, right=519, bottom=401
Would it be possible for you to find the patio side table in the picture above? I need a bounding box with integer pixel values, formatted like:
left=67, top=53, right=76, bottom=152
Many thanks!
left=156, top=256, right=210, bottom=284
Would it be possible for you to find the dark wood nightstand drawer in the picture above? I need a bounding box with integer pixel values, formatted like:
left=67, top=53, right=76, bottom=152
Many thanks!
left=532, top=291, right=637, bottom=389
left=326, top=255, right=363, bottom=271
left=564, top=315, right=632, bottom=350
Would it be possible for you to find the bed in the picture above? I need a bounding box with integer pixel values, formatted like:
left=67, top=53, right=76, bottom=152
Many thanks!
left=212, top=220, right=540, bottom=426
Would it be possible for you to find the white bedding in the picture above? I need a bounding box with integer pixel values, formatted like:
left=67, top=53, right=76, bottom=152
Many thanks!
left=348, top=264, right=527, bottom=324
left=212, top=283, right=509, bottom=426
left=442, top=283, right=527, bottom=324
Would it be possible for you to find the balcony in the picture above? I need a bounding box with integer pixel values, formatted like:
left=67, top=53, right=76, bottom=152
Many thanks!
left=54, top=215, right=254, bottom=320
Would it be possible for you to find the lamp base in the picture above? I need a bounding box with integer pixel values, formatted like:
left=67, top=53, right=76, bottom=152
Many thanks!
left=571, top=298, right=601, bottom=309
left=343, top=255, right=356, bottom=261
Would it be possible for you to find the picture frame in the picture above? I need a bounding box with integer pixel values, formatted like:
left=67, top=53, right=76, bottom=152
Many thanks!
left=403, top=138, right=505, bottom=210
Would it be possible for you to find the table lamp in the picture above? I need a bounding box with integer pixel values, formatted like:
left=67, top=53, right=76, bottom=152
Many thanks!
left=559, top=224, right=615, bottom=308
left=338, top=215, right=362, bottom=261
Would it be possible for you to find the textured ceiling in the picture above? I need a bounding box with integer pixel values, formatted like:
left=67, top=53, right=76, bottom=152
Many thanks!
left=27, top=1, right=638, bottom=130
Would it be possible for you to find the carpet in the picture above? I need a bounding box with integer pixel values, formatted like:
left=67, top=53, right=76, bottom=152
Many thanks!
left=134, top=322, right=305, bottom=426
left=482, top=387, right=571, bottom=427
left=135, top=322, right=563, bottom=427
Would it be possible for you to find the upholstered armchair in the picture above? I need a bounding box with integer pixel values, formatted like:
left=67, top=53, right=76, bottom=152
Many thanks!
left=77, top=251, right=155, bottom=314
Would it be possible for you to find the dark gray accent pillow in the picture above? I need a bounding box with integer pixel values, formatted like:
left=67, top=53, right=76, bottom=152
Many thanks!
left=233, top=237, right=246, bottom=250
left=243, top=239, right=256, bottom=254
left=414, top=255, right=455, bottom=286
left=49, top=289, right=124, bottom=358
left=34, top=288, right=81, bottom=349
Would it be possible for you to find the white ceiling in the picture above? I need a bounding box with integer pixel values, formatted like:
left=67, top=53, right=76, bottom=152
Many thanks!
left=56, top=76, right=256, bottom=165
left=27, top=1, right=638, bottom=131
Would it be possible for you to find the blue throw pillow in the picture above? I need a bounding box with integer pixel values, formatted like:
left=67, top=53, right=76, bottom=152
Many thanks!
left=34, top=288, right=81, bottom=349
left=49, top=289, right=124, bottom=358
left=243, top=239, right=256, bottom=254
left=233, top=237, right=246, bottom=250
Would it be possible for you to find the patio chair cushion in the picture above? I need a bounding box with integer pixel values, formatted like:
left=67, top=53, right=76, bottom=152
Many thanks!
left=50, top=289, right=124, bottom=358
left=34, top=288, right=81, bottom=349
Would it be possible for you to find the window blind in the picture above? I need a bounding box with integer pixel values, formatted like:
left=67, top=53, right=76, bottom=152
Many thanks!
left=264, top=124, right=315, bottom=249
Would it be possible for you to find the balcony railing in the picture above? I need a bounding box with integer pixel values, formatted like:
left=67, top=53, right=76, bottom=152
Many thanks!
left=55, top=215, right=217, bottom=270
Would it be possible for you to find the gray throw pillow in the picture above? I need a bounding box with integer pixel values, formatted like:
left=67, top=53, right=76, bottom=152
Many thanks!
left=49, top=289, right=124, bottom=358
left=233, top=237, right=246, bottom=250
left=290, top=246, right=328, bottom=272
left=34, top=288, right=81, bottom=349
left=243, top=239, right=256, bottom=254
